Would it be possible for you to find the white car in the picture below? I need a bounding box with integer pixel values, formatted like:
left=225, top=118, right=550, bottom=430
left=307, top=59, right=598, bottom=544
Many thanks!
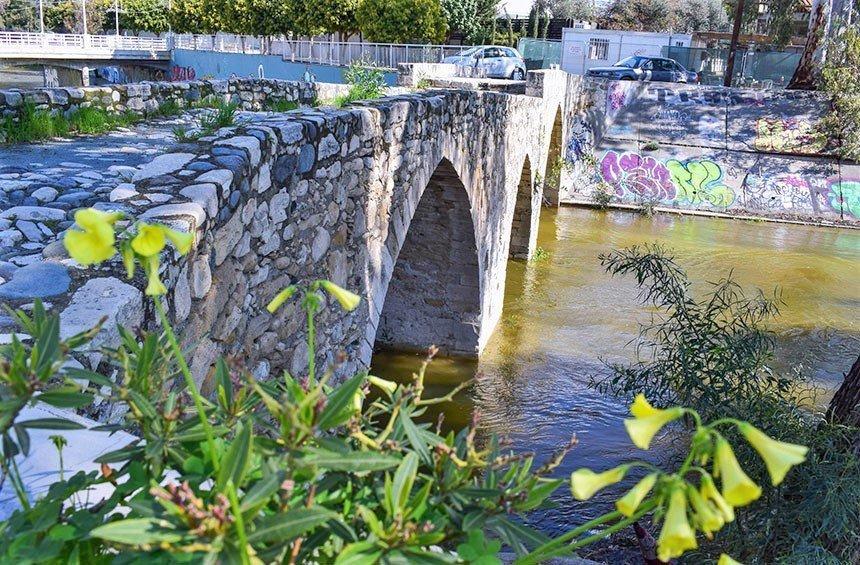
left=443, top=46, right=527, bottom=80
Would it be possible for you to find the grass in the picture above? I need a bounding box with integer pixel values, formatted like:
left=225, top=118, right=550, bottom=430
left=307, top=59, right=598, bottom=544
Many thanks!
left=531, top=246, right=550, bottom=262
left=0, top=99, right=186, bottom=145
left=265, top=99, right=299, bottom=112
left=172, top=100, right=238, bottom=142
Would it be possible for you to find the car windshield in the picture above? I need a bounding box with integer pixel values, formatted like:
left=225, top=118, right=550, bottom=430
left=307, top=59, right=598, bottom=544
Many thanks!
left=613, top=57, right=642, bottom=68
left=458, top=46, right=483, bottom=57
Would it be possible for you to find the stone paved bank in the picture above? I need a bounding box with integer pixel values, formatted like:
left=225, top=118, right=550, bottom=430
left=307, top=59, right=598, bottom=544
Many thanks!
left=0, top=72, right=571, bottom=397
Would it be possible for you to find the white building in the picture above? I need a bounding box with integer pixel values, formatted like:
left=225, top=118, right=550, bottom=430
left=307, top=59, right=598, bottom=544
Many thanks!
left=560, top=29, right=692, bottom=76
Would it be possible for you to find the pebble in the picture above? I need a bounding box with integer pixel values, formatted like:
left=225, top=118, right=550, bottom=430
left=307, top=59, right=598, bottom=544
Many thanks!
left=0, top=262, right=71, bottom=300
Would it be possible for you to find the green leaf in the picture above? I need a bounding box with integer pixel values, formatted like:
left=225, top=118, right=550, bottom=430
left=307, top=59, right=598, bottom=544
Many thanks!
left=37, top=390, right=94, bottom=409
left=334, top=541, right=383, bottom=565
left=399, top=411, right=432, bottom=465
left=215, top=358, right=232, bottom=410
left=239, top=469, right=284, bottom=514
left=19, top=418, right=85, bottom=430
left=247, top=507, right=333, bottom=543
left=94, top=444, right=144, bottom=464
left=316, top=373, right=365, bottom=430
left=301, top=448, right=400, bottom=472
left=64, top=367, right=114, bottom=388
left=392, top=452, right=418, bottom=514
left=216, top=419, right=252, bottom=490
left=519, top=478, right=563, bottom=511
left=89, top=518, right=184, bottom=545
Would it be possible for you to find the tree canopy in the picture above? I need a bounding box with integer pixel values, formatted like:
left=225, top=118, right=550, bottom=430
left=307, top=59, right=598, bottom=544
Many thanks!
left=356, top=0, right=448, bottom=43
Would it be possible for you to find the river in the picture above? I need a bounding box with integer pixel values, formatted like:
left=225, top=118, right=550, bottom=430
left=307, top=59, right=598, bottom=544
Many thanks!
left=371, top=206, right=859, bottom=532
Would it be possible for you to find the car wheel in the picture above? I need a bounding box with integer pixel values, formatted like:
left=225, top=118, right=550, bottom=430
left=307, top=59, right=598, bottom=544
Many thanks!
left=620, top=76, right=634, bottom=80
left=511, top=68, right=525, bottom=81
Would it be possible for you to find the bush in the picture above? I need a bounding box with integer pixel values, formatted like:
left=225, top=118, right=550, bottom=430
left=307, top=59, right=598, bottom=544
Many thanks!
left=595, top=244, right=860, bottom=563
left=332, top=61, right=387, bottom=107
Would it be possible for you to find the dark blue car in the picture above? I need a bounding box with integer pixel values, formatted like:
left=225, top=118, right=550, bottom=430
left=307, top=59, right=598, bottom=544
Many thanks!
left=586, top=56, right=698, bottom=84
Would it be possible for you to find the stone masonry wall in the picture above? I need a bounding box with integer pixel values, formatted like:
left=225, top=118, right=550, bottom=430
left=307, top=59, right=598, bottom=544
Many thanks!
left=0, top=78, right=349, bottom=123
left=0, top=71, right=572, bottom=407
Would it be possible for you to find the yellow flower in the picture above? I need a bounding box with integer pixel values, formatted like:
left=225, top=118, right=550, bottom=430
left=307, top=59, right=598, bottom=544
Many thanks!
left=624, top=396, right=684, bottom=450
left=570, top=465, right=628, bottom=500
left=267, top=285, right=297, bottom=313
left=132, top=223, right=194, bottom=257
left=686, top=484, right=724, bottom=537
left=630, top=393, right=660, bottom=418
left=700, top=474, right=734, bottom=523
left=714, top=437, right=761, bottom=507
left=131, top=223, right=166, bottom=256
left=144, top=256, right=167, bottom=296
left=718, top=554, right=744, bottom=565
left=120, top=241, right=136, bottom=278
left=737, top=422, right=808, bottom=486
left=616, top=473, right=657, bottom=517
left=319, top=280, right=361, bottom=312
left=367, top=375, right=398, bottom=396
left=657, top=486, right=698, bottom=562
left=63, top=208, right=122, bottom=265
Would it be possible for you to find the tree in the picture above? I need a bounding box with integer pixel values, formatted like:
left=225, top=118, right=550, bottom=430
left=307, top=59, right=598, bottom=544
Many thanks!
left=285, top=0, right=359, bottom=38
left=598, top=0, right=673, bottom=31
left=548, top=0, right=596, bottom=20
left=357, top=0, right=448, bottom=43
left=169, top=0, right=212, bottom=33
left=788, top=0, right=857, bottom=88
left=466, top=0, right=500, bottom=43
left=671, top=0, right=730, bottom=32
left=43, top=0, right=112, bottom=33
left=441, top=0, right=480, bottom=41
left=120, top=0, right=170, bottom=33
left=0, top=0, right=37, bottom=31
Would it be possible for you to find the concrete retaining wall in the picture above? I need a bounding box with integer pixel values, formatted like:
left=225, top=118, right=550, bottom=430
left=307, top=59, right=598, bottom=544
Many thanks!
left=561, top=80, right=859, bottom=224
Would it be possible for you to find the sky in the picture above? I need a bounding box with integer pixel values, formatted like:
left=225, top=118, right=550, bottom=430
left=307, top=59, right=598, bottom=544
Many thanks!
left=498, top=0, right=538, bottom=17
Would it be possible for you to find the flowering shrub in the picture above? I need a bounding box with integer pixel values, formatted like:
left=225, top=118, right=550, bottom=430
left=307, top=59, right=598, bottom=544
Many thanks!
left=0, top=209, right=809, bottom=563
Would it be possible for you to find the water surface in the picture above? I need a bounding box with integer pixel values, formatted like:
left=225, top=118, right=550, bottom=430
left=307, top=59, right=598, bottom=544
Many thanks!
left=372, top=207, right=859, bottom=531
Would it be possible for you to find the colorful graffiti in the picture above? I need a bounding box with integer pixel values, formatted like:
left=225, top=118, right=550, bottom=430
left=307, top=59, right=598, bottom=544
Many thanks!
left=745, top=174, right=815, bottom=212
left=600, top=151, right=676, bottom=201
left=606, top=81, right=636, bottom=119
left=666, top=159, right=735, bottom=207
left=825, top=177, right=860, bottom=219
left=754, top=117, right=826, bottom=154
left=171, top=65, right=196, bottom=81
left=565, top=116, right=592, bottom=163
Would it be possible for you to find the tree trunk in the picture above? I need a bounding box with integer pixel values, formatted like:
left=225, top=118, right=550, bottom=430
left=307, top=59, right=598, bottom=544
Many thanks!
left=787, top=0, right=827, bottom=89
left=827, top=354, right=860, bottom=428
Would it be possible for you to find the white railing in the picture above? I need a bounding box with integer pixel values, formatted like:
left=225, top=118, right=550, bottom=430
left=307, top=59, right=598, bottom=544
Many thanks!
left=173, top=34, right=472, bottom=68
left=0, top=31, right=168, bottom=56
left=0, top=30, right=471, bottom=69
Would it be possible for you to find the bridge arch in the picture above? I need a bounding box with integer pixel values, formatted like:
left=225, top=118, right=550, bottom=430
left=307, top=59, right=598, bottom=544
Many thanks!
left=374, top=157, right=481, bottom=356
left=509, top=155, right=540, bottom=259
left=542, top=105, right=564, bottom=206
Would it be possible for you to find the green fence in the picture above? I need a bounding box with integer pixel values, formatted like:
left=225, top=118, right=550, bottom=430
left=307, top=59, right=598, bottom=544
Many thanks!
left=517, top=38, right=561, bottom=70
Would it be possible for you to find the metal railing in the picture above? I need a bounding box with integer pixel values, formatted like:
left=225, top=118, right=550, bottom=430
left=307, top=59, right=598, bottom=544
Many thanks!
left=173, top=34, right=471, bottom=68
left=0, top=31, right=168, bottom=55
left=0, top=30, right=472, bottom=69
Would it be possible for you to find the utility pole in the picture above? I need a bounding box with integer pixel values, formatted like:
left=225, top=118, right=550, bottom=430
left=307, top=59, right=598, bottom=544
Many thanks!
left=81, top=0, right=89, bottom=36
left=38, top=0, right=45, bottom=34
left=724, top=0, right=746, bottom=87
left=115, top=0, right=120, bottom=35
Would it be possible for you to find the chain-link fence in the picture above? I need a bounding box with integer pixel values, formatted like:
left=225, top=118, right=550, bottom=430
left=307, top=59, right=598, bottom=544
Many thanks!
left=665, top=46, right=801, bottom=88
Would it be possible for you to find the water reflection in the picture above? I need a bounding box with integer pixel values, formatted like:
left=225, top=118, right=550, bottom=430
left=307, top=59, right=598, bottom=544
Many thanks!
left=371, top=207, right=860, bottom=532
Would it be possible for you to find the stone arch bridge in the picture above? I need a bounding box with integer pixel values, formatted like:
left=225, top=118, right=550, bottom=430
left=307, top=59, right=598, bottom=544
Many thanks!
left=2, top=72, right=582, bottom=386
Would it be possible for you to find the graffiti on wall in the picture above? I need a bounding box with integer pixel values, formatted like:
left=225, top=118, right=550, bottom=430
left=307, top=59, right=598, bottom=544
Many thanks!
left=606, top=81, right=637, bottom=120
left=754, top=117, right=826, bottom=154
left=666, top=158, right=735, bottom=207
left=171, top=65, right=196, bottom=81
left=565, top=116, right=592, bottom=163
left=600, top=151, right=677, bottom=201
left=596, top=151, right=856, bottom=218
left=825, top=177, right=860, bottom=218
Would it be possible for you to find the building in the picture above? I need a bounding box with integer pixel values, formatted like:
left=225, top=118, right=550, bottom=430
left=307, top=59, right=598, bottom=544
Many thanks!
left=560, top=29, right=692, bottom=76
